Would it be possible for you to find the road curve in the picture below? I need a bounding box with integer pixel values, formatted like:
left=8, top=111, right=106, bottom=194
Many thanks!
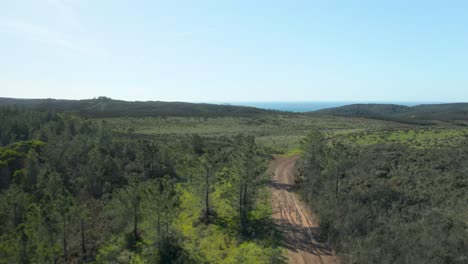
left=269, top=155, right=338, bottom=264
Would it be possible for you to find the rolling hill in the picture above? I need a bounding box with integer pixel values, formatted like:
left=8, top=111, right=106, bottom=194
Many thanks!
left=312, top=103, right=468, bottom=124
left=0, top=97, right=280, bottom=118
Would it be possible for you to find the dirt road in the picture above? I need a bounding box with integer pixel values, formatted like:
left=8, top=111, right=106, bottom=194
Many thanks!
left=269, top=155, right=338, bottom=264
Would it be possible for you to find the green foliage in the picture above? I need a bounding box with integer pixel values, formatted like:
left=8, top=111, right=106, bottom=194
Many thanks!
left=298, top=131, right=468, bottom=263
left=334, top=128, right=468, bottom=148
left=173, top=188, right=282, bottom=264
left=0, top=140, right=44, bottom=190
left=0, top=107, right=282, bottom=263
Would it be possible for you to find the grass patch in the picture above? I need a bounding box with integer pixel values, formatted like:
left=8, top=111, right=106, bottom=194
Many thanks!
left=333, top=128, right=468, bottom=148
left=281, top=148, right=302, bottom=157
left=101, top=115, right=406, bottom=154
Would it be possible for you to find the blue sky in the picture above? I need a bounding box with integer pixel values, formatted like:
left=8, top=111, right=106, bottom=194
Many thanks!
left=1, top=0, right=467, bottom=102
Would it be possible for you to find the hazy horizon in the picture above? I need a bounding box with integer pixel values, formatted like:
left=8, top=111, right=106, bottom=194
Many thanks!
left=1, top=96, right=464, bottom=113
left=0, top=95, right=458, bottom=104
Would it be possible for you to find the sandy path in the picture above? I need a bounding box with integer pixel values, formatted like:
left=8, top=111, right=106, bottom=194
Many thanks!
left=269, top=155, right=338, bottom=264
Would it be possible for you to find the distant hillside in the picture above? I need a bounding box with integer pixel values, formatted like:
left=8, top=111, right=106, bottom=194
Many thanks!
left=0, top=97, right=280, bottom=118
left=313, top=104, right=410, bottom=117
left=312, top=103, right=468, bottom=124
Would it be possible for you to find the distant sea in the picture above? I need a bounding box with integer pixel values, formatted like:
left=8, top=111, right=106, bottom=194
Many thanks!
left=217, top=102, right=436, bottom=113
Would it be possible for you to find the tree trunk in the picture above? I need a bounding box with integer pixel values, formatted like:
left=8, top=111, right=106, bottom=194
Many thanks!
left=20, top=230, right=28, bottom=264
left=134, top=199, right=139, bottom=244
left=81, top=219, right=86, bottom=261
left=335, top=162, right=339, bottom=199
left=63, top=218, right=68, bottom=262
left=165, top=213, right=169, bottom=239
left=240, top=182, right=249, bottom=233
left=239, top=183, right=244, bottom=231
left=13, top=204, right=19, bottom=227
left=157, top=198, right=161, bottom=247
left=243, top=183, right=248, bottom=223
left=204, top=171, right=210, bottom=224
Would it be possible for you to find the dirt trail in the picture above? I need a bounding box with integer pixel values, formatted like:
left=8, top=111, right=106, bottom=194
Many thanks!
left=269, top=155, right=338, bottom=264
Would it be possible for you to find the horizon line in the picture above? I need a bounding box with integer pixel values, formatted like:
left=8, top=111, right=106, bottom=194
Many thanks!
left=1, top=96, right=465, bottom=104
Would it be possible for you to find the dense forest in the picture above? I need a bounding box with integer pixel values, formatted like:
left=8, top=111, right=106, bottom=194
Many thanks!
left=0, top=107, right=282, bottom=263
left=297, top=129, right=468, bottom=263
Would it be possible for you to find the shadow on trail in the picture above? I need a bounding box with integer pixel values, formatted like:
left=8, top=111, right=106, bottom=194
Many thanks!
left=270, top=180, right=293, bottom=192
left=270, top=179, right=300, bottom=192
left=274, top=218, right=334, bottom=257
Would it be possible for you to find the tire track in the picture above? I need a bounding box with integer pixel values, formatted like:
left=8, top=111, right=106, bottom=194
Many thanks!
left=269, top=155, right=338, bottom=264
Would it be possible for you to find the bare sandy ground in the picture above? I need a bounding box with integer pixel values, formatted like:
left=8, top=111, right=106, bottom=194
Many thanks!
left=269, top=155, right=338, bottom=264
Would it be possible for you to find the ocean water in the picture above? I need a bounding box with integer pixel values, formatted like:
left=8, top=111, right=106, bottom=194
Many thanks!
left=221, top=102, right=431, bottom=113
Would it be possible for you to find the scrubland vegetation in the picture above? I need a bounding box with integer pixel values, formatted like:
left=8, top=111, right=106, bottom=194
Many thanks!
left=102, top=114, right=403, bottom=154
left=332, top=128, right=468, bottom=148
left=297, top=128, right=468, bottom=263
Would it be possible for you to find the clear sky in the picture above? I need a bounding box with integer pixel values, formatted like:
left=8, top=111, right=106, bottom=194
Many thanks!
left=1, top=0, right=467, bottom=102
